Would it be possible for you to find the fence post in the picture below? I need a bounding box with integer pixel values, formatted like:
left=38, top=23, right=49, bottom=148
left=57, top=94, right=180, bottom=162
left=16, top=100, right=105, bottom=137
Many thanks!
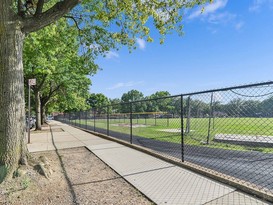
left=72, top=112, right=77, bottom=126
left=107, top=106, right=110, bottom=136
left=185, top=96, right=191, bottom=134
left=72, top=112, right=73, bottom=125
left=70, top=112, right=72, bottom=125
left=79, top=111, right=81, bottom=127
left=85, top=110, right=87, bottom=129
left=93, top=108, right=96, bottom=132
left=75, top=112, right=77, bottom=126
left=72, top=112, right=74, bottom=126
left=130, top=102, right=133, bottom=144
left=207, top=92, right=214, bottom=144
left=181, top=95, right=184, bottom=162
left=154, top=113, right=157, bottom=126
left=145, top=116, right=147, bottom=125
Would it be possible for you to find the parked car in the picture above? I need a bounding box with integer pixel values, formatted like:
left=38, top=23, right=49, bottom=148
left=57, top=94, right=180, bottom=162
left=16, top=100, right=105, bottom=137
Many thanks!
left=26, top=117, right=36, bottom=130
left=47, top=116, right=54, bottom=120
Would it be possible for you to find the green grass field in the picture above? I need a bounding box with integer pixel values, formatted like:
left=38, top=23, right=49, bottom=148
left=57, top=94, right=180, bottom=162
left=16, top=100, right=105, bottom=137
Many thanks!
left=70, top=117, right=273, bottom=153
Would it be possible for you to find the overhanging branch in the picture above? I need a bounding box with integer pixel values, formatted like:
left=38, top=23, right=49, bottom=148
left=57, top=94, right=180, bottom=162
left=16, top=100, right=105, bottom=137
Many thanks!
left=64, top=15, right=81, bottom=33
left=41, top=83, right=63, bottom=105
left=35, top=0, right=45, bottom=16
left=22, top=0, right=80, bottom=34
left=18, top=0, right=24, bottom=16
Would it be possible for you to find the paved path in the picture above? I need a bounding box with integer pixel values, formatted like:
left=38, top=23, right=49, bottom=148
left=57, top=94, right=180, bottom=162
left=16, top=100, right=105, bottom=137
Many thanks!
left=84, top=125, right=273, bottom=192
left=27, top=121, right=271, bottom=205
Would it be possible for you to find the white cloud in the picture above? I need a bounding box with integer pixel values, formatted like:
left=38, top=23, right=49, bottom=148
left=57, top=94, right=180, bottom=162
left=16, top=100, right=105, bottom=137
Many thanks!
left=187, top=0, right=244, bottom=33
left=235, top=21, right=244, bottom=30
left=249, top=0, right=263, bottom=11
left=136, top=38, right=146, bottom=50
left=105, top=51, right=119, bottom=59
left=207, top=12, right=236, bottom=24
left=107, top=83, right=125, bottom=90
left=107, top=81, right=144, bottom=90
left=207, top=27, right=218, bottom=34
left=188, top=0, right=228, bottom=19
left=249, top=0, right=273, bottom=11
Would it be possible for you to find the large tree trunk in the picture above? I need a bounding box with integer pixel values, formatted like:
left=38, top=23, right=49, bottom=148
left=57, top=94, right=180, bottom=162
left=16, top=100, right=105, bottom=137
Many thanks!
left=0, top=0, right=78, bottom=184
left=0, top=3, right=28, bottom=182
left=41, top=105, right=47, bottom=125
left=35, top=91, right=42, bottom=130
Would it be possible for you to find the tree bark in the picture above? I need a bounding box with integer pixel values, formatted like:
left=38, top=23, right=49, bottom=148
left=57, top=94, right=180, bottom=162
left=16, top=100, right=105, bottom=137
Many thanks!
left=22, top=0, right=79, bottom=34
left=0, top=0, right=79, bottom=184
left=41, top=105, right=46, bottom=125
left=0, top=1, right=27, bottom=182
left=35, top=91, right=42, bottom=130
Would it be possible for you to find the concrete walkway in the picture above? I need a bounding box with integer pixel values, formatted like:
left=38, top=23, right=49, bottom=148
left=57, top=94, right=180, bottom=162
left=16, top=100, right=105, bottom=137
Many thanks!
left=27, top=121, right=271, bottom=205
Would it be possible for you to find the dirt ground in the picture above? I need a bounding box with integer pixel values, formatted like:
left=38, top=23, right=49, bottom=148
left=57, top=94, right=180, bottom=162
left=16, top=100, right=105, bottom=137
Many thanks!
left=0, top=147, right=153, bottom=205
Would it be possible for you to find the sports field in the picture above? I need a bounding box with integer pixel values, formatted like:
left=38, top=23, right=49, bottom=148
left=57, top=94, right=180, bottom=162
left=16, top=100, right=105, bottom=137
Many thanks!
left=72, top=117, right=273, bottom=152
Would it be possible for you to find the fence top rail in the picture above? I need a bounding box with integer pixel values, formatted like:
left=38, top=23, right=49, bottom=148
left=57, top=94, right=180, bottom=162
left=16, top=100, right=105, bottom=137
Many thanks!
left=109, top=111, right=168, bottom=115
left=181, top=81, right=273, bottom=97
left=92, top=81, right=273, bottom=109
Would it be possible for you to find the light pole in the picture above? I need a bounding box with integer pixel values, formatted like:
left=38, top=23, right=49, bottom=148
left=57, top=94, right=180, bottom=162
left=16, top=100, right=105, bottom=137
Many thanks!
left=28, top=78, right=36, bottom=144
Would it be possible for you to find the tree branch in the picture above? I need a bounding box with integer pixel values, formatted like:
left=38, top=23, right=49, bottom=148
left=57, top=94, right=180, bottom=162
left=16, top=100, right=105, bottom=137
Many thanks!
left=35, top=0, right=45, bottom=16
left=22, top=0, right=80, bottom=34
left=41, top=83, right=63, bottom=105
left=64, top=15, right=81, bottom=31
left=18, top=0, right=24, bottom=16
left=34, top=74, right=47, bottom=92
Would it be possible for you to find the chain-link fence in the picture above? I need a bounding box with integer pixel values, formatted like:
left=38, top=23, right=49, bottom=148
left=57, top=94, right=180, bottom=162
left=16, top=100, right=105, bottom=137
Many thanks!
left=55, top=82, right=273, bottom=198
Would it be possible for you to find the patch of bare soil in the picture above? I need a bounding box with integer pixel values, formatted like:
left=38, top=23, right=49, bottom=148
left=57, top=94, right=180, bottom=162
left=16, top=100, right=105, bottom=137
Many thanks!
left=0, top=147, right=153, bottom=205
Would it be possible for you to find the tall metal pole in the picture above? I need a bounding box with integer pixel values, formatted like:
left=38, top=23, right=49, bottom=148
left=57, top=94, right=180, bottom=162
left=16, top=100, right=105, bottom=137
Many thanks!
left=107, top=106, right=110, bottom=136
left=185, top=96, right=191, bottom=134
left=93, top=108, right=96, bottom=132
left=28, top=84, right=31, bottom=144
left=130, top=103, right=133, bottom=144
left=79, top=111, right=82, bottom=127
left=207, top=92, right=214, bottom=144
left=85, top=111, right=88, bottom=129
left=181, top=95, right=184, bottom=162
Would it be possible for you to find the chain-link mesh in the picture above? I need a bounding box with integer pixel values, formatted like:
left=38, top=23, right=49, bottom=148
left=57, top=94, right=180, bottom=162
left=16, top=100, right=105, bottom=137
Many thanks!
left=54, top=82, right=273, bottom=197
left=130, top=97, right=183, bottom=160
left=182, top=85, right=273, bottom=195
left=85, top=109, right=94, bottom=131
left=108, top=103, right=131, bottom=143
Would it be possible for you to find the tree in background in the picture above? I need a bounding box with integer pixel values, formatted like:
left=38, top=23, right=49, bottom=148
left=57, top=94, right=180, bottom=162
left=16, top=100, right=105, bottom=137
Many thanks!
left=110, top=98, right=122, bottom=105
left=108, top=98, right=122, bottom=115
left=148, top=91, right=172, bottom=113
left=121, top=90, right=144, bottom=103
left=87, top=93, right=110, bottom=114
left=224, top=98, right=243, bottom=117
left=121, top=90, right=146, bottom=113
left=24, top=20, right=96, bottom=129
left=257, top=97, right=273, bottom=117
left=47, top=74, right=91, bottom=112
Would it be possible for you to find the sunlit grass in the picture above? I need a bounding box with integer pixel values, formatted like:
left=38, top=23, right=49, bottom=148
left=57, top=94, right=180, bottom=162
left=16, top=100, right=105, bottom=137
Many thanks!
left=70, top=117, right=273, bottom=153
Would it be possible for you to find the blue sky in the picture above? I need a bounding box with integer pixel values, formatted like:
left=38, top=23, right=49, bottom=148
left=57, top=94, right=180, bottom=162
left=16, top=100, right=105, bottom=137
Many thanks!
left=89, top=0, right=273, bottom=99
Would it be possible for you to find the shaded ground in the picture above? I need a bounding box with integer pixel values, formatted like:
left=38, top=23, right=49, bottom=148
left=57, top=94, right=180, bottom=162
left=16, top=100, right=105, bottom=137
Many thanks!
left=0, top=147, right=153, bottom=205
